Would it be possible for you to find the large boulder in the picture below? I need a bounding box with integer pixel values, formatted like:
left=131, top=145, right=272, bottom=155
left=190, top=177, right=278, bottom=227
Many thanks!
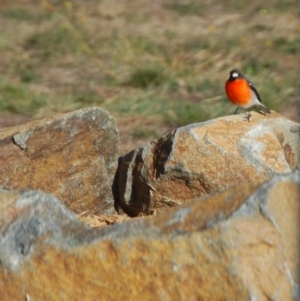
left=0, top=107, right=119, bottom=215
left=114, top=112, right=300, bottom=216
left=0, top=171, right=300, bottom=300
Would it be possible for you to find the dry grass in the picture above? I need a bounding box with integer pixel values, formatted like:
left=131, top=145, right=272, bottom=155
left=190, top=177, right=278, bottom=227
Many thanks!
left=77, top=211, right=133, bottom=228
left=77, top=210, right=149, bottom=228
left=0, top=0, right=299, bottom=157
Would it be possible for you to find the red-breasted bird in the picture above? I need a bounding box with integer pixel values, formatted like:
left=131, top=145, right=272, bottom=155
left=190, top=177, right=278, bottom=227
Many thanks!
left=225, top=69, right=271, bottom=120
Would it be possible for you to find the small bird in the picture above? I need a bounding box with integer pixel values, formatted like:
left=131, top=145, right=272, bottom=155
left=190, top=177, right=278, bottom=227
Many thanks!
left=225, top=69, right=271, bottom=121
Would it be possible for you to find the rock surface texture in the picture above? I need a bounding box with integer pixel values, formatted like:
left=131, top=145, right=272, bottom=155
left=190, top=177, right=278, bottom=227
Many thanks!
left=115, top=112, right=300, bottom=216
left=0, top=172, right=300, bottom=300
left=0, top=107, right=119, bottom=215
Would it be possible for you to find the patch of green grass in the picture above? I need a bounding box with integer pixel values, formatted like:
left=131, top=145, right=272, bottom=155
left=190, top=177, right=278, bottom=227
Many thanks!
left=25, top=21, right=91, bottom=59
left=104, top=75, right=118, bottom=86
left=241, top=58, right=279, bottom=79
left=164, top=1, right=204, bottom=16
left=165, top=94, right=233, bottom=126
left=128, top=66, right=177, bottom=90
left=219, top=1, right=248, bottom=11
left=183, top=39, right=210, bottom=51
left=199, top=79, right=219, bottom=92
left=106, top=88, right=231, bottom=126
left=164, top=102, right=210, bottom=126
left=187, top=78, right=219, bottom=93
left=128, top=67, right=162, bottom=88
left=271, top=0, right=297, bottom=12
left=0, top=80, right=49, bottom=114
left=109, top=93, right=170, bottom=116
left=260, top=76, right=294, bottom=111
left=131, top=127, right=159, bottom=139
left=130, top=37, right=165, bottom=55
left=19, top=67, right=39, bottom=83
left=184, top=78, right=223, bottom=101
left=0, top=8, right=49, bottom=21
left=241, top=59, right=266, bottom=77
left=108, top=34, right=167, bottom=65
left=73, top=90, right=104, bottom=105
left=251, top=24, right=271, bottom=31
left=241, top=64, right=258, bottom=77
left=274, top=37, right=300, bottom=54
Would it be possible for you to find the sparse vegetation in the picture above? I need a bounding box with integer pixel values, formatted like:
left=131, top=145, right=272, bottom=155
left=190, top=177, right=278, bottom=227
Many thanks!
left=131, top=127, right=159, bottom=139
left=0, top=0, right=299, bottom=153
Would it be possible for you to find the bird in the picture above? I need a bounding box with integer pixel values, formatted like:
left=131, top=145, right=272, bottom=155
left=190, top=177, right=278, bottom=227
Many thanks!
left=225, top=69, right=271, bottom=121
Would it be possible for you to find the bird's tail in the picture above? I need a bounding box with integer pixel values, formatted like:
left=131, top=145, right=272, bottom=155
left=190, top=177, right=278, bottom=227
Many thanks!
left=258, top=103, right=271, bottom=115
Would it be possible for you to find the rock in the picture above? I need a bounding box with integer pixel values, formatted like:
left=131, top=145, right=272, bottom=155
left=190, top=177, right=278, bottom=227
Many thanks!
left=0, top=107, right=119, bottom=215
left=114, top=111, right=300, bottom=216
left=1, top=171, right=300, bottom=300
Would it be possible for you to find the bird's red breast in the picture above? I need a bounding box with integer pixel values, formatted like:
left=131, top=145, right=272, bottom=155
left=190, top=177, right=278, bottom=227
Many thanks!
left=225, top=78, right=252, bottom=106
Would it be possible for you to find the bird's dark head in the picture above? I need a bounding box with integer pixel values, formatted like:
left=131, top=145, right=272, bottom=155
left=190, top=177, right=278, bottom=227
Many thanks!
left=228, top=69, right=243, bottom=81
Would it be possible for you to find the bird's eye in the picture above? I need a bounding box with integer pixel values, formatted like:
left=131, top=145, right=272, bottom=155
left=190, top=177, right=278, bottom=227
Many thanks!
left=232, top=72, right=238, bottom=78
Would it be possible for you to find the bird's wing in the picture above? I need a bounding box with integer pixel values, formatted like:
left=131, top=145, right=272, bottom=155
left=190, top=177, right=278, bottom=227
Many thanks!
left=246, top=78, right=262, bottom=103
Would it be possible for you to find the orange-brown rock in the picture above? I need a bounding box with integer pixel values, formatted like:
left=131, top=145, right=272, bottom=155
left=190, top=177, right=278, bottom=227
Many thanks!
left=0, top=172, right=300, bottom=300
left=115, top=111, right=300, bottom=216
left=0, top=107, right=119, bottom=214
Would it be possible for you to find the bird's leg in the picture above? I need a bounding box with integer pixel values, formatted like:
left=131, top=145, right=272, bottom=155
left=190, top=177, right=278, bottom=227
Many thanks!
left=243, top=111, right=251, bottom=122
left=234, top=106, right=239, bottom=114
